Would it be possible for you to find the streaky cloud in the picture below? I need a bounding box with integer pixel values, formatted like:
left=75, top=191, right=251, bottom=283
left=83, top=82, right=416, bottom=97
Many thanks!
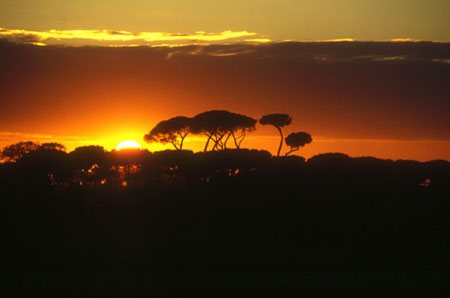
left=157, top=40, right=450, bottom=65
left=0, top=27, right=259, bottom=46
left=245, top=38, right=272, bottom=43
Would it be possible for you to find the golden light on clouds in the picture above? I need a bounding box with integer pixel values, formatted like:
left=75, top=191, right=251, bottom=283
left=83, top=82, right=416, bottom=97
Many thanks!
left=0, top=27, right=266, bottom=46
left=245, top=38, right=272, bottom=43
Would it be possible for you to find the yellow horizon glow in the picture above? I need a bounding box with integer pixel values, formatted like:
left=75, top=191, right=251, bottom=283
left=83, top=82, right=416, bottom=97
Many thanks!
left=1, top=131, right=449, bottom=161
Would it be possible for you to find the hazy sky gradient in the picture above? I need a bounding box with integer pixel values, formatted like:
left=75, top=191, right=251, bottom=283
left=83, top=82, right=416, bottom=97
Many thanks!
left=1, top=1, right=449, bottom=160
left=1, top=40, right=449, bottom=160
left=1, top=0, right=449, bottom=41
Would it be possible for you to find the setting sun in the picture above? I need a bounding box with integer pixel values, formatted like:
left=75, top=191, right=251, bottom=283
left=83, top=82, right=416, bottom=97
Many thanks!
left=116, top=140, right=142, bottom=151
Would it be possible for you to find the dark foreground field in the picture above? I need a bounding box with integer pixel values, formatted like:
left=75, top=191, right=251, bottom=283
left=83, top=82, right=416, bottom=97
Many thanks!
left=1, top=150, right=449, bottom=297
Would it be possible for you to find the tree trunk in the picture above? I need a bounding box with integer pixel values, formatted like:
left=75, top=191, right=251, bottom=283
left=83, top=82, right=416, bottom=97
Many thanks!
left=277, top=127, right=283, bottom=157
left=204, top=136, right=211, bottom=152
left=180, top=134, right=186, bottom=150
left=212, top=132, right=226, bottom=151
left=237, top=131, right=246, bottom=148
left=211, top=140, right=218, bottom=151
left=224, top=133, right=232, bottom=149
left=285, top=148, right=298, bottom=156
left=171, top=141, right=180, bottom=151
left=211, top=135, right=219, bottom=151
left=232, top=131, right=245, bottom=149
left=232, top=133, right=239, bottom=149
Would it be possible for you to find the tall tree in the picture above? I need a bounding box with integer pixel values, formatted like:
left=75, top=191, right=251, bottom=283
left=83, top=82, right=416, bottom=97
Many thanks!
left=191, top=110, right=256, bottom=151
left=259, top=114, right=292, bottom=157
left=144, top=116, right=192, bottom=150
left=191, top=110, right=236, bottom=152
left=284, top=132, right=312, bottom=156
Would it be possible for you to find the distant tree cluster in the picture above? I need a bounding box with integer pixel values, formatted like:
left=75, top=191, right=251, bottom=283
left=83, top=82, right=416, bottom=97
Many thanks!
left=1, top=144, right=447, bottom=193
left=0, top=141, right=66, bottom=163
left=144, top=110, right=258, bottom=152
left=144, top=110, right=312, bottom=156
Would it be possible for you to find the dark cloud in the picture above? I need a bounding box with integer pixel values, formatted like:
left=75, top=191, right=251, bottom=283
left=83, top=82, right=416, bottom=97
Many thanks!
left=0, top=40, right=448, bottom=141
left=172, top=41, right=450, bottom=63
left=0, top=34, right=40, bottom=44
left=106, top=30, right=132, bottom=36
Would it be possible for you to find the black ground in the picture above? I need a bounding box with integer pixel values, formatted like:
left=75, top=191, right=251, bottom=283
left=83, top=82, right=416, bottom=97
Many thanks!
left=1, top=150, right=449, bottom=297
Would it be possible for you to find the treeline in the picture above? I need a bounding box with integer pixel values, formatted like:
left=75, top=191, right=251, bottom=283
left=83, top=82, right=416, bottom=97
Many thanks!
left=0, top=141, right=448, bottom=192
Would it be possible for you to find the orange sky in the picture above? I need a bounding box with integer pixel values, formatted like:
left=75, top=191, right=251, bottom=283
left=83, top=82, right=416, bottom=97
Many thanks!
left=2, top=131, right=450, bottom=162
left=1, top=41, right=449, bottom=161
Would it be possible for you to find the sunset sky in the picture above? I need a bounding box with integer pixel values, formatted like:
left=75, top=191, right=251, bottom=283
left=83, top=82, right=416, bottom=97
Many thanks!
left=1, top=1, right=449, bottom=160
left=1, top=0, right=449, bottom=42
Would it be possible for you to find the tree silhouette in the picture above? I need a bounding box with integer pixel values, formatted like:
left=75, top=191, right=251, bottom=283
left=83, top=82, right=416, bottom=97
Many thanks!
left=284, top=132, right=312, bottom=156
left=40, top=142, right=66, bottom=152
left=0, top=141, right=40, bottom=162
left=190, top=110, right=257, bottom=151
left=259, top=114, right=292, bottom=157
left=68, top=145, right=106, bottom=169
left=66, top=145, right=108, bottom=187
left=144, top=116, right=192, bottom=150
left=228, top=113, right=257, bottom=149
left=19, top=146, right=70, bottom=185
left=191, top=110, right=237, bottom=152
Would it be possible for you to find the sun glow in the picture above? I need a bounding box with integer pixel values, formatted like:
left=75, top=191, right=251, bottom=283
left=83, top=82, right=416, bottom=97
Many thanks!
left=116, top=140, right=142, bottom=151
